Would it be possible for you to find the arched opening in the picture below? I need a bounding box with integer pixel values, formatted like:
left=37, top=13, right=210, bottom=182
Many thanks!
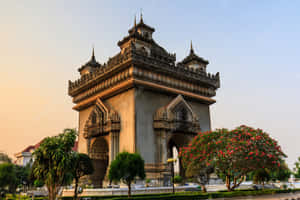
left=89, top=137, right=109, bottom=188
left=167, top=134, right=190, bottom=178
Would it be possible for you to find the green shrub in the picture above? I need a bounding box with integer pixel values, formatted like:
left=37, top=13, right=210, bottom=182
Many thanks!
left=59, top=188, right=300, bottom=200
left=173, top=175, right=183, bottom=184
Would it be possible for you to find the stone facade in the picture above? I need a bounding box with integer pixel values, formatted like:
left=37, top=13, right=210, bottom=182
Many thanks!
left=68, top=15, right=220, bottom=187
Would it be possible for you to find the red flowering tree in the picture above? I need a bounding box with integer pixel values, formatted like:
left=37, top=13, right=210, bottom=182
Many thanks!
left=179, top=125, right=286, bottom=191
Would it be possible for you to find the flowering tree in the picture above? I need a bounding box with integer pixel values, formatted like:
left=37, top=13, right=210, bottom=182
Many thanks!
left=179, top=125, right=286, bottom=191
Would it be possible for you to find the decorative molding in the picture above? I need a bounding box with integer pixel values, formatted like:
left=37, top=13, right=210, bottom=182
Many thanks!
left=83, top=98, right=120, bottom=139
left=153, top=95, right=201, bottom=134
left=68, top=44, right=220, bottom=99
left=71, top=66, right=217, bottom=105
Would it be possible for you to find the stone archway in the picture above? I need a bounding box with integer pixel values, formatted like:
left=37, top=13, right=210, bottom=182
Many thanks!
left=167, top=134, right=191, bottom=178
left=153, top=95, right=201, bottom=183
left=83, top=98, right=120, bottom=188
left=89, top=137, right=109, bottom=188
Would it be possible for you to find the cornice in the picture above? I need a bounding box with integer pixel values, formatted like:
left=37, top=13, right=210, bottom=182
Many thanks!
left=71, top=65, right=217, bottom=106
left=69, top=47, right=220, bottom=98
left=72, top=75, right=216, bottom=111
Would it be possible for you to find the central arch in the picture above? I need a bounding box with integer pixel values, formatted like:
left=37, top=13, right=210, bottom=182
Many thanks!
left=167, top=134, right=190, bottom=177
left=153, top=95, right=201, bottom=185
left=83, top=98, right=120, bottom=188
left=89, top=137, right=109, bottom=188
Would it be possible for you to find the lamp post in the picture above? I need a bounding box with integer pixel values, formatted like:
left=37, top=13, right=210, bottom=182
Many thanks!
left=167, top=158, right=177, bottom=194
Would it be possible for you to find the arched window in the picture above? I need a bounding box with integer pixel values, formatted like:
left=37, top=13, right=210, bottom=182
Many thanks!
left=175, top=106, right=188, bottom=121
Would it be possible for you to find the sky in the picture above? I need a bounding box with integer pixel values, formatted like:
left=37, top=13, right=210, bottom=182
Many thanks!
left=0, top=0, right=299, bottom=168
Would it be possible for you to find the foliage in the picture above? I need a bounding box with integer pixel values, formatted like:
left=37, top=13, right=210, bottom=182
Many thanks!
left=294, top=156, right=300, bottom=178
left=247, top=161, right=291, bottom=182
left=145, top=179, right=151, bottom=184
left=270, top=161, right=291, bottom=181
left=185, top=163, right=214, bottom=192
left=71, top=152, right=94, bottom=200
left=173, top=175, right=183, bottom=184
left=252, top=168, right=270, bottom=186
left=0, top=152, right=12, bottom=163
left=179, top=125, right=286, bottom=191
left=108, top=152, right=145, bottom=197
left=15, top=164, right=31, bottom=189
left=32, top=128, right=76, bottom=200
left=107, top=188, right=300, bottom=200
left=0, top=162, right=31, bottom=195
left=59, top=188, right=300, bottom=200
left=0, top=163, right=17, bottom=194
left=34, top=179, right=44, bottom=187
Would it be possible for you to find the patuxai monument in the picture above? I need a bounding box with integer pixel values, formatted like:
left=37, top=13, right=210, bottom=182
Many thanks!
left=68, top=16, right=220, bottom=187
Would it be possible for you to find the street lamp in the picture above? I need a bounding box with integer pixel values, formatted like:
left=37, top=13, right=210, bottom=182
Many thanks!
left=167, top=158, right=177, bottom=194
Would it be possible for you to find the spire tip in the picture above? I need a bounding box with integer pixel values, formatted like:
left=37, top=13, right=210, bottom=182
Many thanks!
left=190, top=40, right=194, bottom=54
left=140, top=8, right=144, bottom=23
left=91, top=46, right=95, bottom=60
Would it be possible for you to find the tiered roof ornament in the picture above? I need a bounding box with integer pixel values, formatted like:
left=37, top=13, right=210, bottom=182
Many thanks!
left=178, top=41, right=209, bottom=72
left=78, top=47, right=101, bottom=75
left=118, top=14, right=156, bottom=47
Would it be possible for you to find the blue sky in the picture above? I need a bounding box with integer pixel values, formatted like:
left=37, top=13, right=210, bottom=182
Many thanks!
left=0, top=0, right=299, bottom=168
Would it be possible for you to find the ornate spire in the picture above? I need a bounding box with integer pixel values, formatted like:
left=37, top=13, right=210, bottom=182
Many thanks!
left=140, top=10, right=144, bottom=24
left=179, top=41, right=209, bottom=65
left=91, top=46, right=95, bottom=61
left=190, top=40, right=194, bottom=54
left=134, top=15, right=137, bottom=27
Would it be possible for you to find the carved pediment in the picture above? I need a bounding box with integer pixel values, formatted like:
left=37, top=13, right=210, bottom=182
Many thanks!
left=153, top=95, right=200, bottom=134
left=83, top=98, right=120, bottom=138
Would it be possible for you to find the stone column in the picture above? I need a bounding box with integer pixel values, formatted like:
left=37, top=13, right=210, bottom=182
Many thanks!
left=86, top=138, right=91, bottom=156
left=161, top=131, right=168, bottom=164
left=155, top=130, right=168, bottom=164
left=110, top=131, right=119, bottom=163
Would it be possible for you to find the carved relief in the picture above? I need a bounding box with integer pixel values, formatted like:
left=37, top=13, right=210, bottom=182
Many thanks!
left=153, top=95, right=201, bottom=134
left=83, top=98, right=120, bottom=139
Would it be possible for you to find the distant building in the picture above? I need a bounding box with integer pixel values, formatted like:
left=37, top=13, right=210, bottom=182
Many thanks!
left=15, top=140, right=78, bottom=166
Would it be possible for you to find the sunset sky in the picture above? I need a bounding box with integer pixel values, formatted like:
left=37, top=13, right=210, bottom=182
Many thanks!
left=1, top=1, right=300, bottom=168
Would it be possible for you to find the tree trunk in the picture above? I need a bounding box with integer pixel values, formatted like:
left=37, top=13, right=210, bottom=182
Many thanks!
left=201, top=184, right=207, bottom=193
left=74, top=177, right=79, bottom=200
left=48, top=185, right=57, bottom=200
left=128, top=182, right=131, bottom=197
left=226, top=176, right=232, bottom=191
left=48, top=186, right=52, bottom=200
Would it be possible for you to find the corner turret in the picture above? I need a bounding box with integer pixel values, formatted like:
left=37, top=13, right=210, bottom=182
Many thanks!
left=179, top=41, right=209, bottom=72
left=78, top=48, right=101, bottom=75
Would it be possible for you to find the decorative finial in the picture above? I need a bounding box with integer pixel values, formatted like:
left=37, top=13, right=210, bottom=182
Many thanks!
left=91, top=46, right=95, bottom=61
left=190, top=40, right=194, bottom=54
left=134, top=14, right=137, bottom=27
left=140, top=8, right=144, bottom=23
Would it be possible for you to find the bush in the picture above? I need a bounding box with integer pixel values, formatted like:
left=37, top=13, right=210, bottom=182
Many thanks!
left=59, top=188, right=300, bottom=200
left=173, top=176, right=183, bottom=184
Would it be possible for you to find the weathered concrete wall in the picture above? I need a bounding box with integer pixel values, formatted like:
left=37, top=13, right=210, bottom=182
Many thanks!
left=105, top=88, right=135, bottom=153
left=188, top=100, right=211, bottom=132
left=78, top=86, right=212, bottom=166
left=134, top=87, right=212, bottom=164
left=134, top=88, right=173, bottom=163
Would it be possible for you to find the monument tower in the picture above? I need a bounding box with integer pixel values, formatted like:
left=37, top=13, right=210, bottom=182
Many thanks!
left=68, top=15, right=220, bottom=187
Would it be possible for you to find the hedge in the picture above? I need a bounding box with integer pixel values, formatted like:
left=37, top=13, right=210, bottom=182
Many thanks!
left=59, top=189, right=300, bottom=200
left=59, top=192, right=172, bottom=200
left=110, top=189, right=300, bottom=200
